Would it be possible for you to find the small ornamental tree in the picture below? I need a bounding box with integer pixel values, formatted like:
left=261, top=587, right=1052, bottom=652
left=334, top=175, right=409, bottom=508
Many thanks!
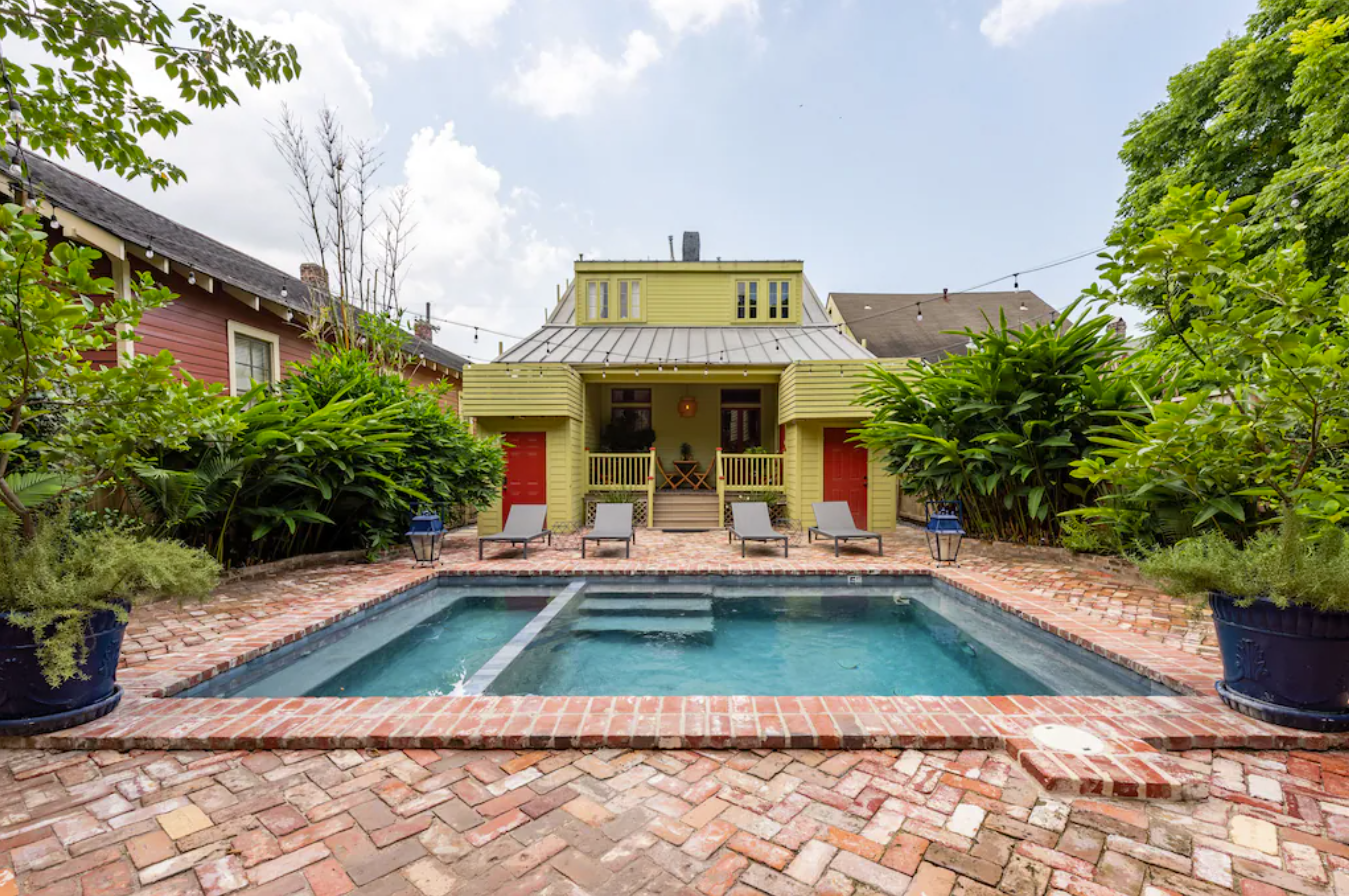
left=1075, top=185, right=1349, bottom=538
left=0, top=202, right=231, bottom=538
left=1076, top=185, right=1349, bottom=608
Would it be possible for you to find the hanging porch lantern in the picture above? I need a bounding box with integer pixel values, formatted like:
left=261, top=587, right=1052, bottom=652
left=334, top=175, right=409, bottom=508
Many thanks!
left=406, top=507, right=445, bottom=565
left=924, top=500, right=965, bottom=566
left=677, top=395, right=698, bottom=418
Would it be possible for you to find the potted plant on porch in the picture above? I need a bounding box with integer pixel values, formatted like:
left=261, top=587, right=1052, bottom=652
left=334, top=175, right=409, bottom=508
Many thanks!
left=0, top=202, right=222, bottom=734
left=1073, top=187, right=1349, bottom=730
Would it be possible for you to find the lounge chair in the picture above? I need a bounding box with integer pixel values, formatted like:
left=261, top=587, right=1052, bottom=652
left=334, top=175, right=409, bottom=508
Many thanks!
left=478, top=505, right=552, bottom=559
left=809, top=501, right=883, bottom=556
left=729, top=502, right=788, bottom=557
left=582, top=503, right=635, bottom=558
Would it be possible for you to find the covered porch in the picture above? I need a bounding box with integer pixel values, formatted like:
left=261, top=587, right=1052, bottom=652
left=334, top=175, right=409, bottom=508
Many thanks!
left=583, top=375, right=785, bottom=528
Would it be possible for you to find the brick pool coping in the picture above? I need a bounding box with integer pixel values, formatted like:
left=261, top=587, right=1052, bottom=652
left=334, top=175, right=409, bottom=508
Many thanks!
left=3, top=557, right=1346, bottom=800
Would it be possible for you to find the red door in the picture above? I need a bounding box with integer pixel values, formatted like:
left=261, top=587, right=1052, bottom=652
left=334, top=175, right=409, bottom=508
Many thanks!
left=823, top=428, right=868, bottom=526
left=503, top=432, right=547, bottom=523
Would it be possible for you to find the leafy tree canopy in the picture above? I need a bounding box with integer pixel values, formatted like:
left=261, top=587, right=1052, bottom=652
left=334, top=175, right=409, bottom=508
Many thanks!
left=0, top=0, right=299, bottom=187
left=1117, top=0, right=1349, bottom=306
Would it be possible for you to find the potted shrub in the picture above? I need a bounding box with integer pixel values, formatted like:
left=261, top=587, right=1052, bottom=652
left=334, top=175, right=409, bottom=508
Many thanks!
left=680, top=442, right=694, bottom=462
left=0, top=512, right=218, bottom=734
left=1074, top=187, right=1349, bottom=730
left=0, top=202, right=225, bottom=733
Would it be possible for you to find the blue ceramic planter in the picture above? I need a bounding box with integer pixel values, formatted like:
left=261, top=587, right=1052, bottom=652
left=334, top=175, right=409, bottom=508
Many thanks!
left=1210, top=592, right=1349, bottom=732
left=0, top=608, right=127, bottom=736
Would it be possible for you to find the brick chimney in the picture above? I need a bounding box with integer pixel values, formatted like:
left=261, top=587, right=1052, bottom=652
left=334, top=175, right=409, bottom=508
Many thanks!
left=1111, top=317, right=1127, bottom=338
left=299, top=263, right=329, bottom=292
left=413, top=302, right=438, bottom=342
left=682, top=231, right=700, bottom=262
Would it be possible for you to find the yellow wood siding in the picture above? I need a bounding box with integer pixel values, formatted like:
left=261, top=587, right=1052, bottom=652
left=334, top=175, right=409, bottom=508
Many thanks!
left=574, top=262, right=803, bottom=326
left=783, top=418, right=898, bottom=532
left=461, top=364, right=583, bottom=419
left=473, top=417, right=583, bottom=536
left=778, top=360, right=906, bottom=422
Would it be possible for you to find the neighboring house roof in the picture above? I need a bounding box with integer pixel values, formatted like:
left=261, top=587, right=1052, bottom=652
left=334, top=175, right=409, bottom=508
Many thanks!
left=16, top=151, right=466, bottom=372
left=498, top=276, right=874, bottom=364
left=827, top=290, right=1057, bottom=360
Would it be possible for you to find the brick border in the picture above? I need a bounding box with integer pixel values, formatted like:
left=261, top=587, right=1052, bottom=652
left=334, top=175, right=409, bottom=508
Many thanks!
left=5, top=562, right=1345, bottom=798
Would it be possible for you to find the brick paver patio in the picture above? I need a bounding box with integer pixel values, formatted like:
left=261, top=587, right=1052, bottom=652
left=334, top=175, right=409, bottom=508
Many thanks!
left=3, top=526, right=1344, bottom=893
left=4, top=744, right=1348, bottom=896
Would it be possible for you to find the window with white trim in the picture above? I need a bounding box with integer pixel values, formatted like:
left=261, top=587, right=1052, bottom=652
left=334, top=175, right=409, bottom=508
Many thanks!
left=227, top=321, right=280, bottom=395
left=769, top=281, right=790, bottom=319
left=736, top=281, right=758, bottom=320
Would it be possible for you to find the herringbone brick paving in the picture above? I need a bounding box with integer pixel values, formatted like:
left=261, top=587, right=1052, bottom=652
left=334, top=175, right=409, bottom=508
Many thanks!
left=4, top=744, right=1348, bottom=895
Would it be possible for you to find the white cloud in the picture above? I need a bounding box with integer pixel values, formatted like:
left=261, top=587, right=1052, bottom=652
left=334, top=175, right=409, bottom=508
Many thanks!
left=979, top=0, right=1119, bottom=46
left=499, top=31, right=662, bottom=119
left=649, top=0, right=759, bottom=34
left=217, top=0, right=513, bottom=58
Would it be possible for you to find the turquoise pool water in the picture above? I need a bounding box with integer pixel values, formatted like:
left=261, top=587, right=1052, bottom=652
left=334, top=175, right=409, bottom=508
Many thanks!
left=185, top=576, right=1169, bottom=699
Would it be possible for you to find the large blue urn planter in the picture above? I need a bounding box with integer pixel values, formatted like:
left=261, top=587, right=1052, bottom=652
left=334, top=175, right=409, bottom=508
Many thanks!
left=0, top=609, right=127, bottom=736
left=1210, top=592, right=1349, bottom=732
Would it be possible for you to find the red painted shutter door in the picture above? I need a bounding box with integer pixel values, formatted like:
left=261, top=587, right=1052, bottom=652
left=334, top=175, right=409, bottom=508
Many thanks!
left=503, top=432, right=548, bottom=523
left=822, top=428, right=868, bottom=526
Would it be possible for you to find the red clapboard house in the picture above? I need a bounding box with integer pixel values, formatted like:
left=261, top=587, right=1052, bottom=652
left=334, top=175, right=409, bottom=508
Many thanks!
left=6, top=152, right=465, bottom=405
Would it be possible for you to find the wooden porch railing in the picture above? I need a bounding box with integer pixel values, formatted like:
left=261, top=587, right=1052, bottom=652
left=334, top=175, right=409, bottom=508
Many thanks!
left=587, top=451, right=653, bottom=490
left=716, top=450, right=786, bottom=526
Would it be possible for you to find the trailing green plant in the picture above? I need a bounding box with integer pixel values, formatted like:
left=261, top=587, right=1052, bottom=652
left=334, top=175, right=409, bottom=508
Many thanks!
left=856, top=301, right=1146, bottom=543
left=0, top=510, right=219, bottom=686
left=133, top=348, right=504, bottom=566
left=1140, top=518, right=1349, bottom=613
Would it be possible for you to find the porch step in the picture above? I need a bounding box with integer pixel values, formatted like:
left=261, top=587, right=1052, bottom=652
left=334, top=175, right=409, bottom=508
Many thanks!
left=572, top=615, right=715, bottom=638
left=652, top=492, right=721, bottom=530
left=580, top=597, right=713, bottom=616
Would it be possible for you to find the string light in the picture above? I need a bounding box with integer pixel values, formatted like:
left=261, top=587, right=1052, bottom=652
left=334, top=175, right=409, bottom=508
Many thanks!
left=6, top=98, right=19, bottom=125
left=187, top=269, right=196, bottom=286
left=916, top=308, right=923, bottom=322
left=280, top=286, right=288, bottom=298
left=474, top=327, right=479, bottom=343
left=145, top=243, right=155, bottom=259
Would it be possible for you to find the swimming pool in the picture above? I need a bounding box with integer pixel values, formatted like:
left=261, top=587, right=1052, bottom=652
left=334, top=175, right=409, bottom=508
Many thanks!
left=184, top=575, right=1173, bottom=699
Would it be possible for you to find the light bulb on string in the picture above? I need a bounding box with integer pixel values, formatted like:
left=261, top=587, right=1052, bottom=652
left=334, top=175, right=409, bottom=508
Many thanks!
left=145, top=244, right=155, bottom=259
left=188, top=270, right=196, bottom=286
left=7, top=98, right=21, bottom=125
left=917, top=307, right=923, bottom=323
left=280, top=286, right=288, bottom=298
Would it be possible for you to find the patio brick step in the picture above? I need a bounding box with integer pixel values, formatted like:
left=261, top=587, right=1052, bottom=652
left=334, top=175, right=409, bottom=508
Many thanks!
left=571, top=615, right=715, bottom=637
left=579, top=597, right=713, bottom=616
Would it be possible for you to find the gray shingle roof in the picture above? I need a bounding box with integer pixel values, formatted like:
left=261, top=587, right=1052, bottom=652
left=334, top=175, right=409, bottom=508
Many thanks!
left=17, top=151, right=466, bottom=371
left=502, top=275, right=873, bottom=365
left=828, top=291, right=1057, bottom=360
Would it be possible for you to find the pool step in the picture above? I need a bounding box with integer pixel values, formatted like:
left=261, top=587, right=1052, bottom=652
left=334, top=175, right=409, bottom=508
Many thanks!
left=580, top=597, right=712, bottom=616
left=572, top=615, right=715, bottom=637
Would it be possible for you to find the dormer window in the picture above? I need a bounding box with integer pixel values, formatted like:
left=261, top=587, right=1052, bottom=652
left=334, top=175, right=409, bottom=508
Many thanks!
left=736, top=281, right=758, bottom=320
left=588, top=281, right=610, bottom=320
left=769, top=281, right=790, bottom=319
left=619, top=280, right=640, bottom=319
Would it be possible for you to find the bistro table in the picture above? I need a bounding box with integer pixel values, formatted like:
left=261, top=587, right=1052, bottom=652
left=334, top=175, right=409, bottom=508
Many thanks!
left=670, top=460, right=711, bottom=490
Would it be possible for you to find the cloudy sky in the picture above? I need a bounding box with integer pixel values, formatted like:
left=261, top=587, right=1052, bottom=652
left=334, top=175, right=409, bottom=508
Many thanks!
left=76, top=0, right=1258, bottom=361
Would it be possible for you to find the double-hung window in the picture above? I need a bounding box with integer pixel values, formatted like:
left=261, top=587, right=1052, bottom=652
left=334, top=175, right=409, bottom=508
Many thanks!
left=618, top=280, right=641, bottom=320
left=736, top=281, right=759, bottom=320
left=769, top=281, right=790, bottom=319
left=587, top=281, right=610, bottom=320
left=227, top=322, right=280, bottom=396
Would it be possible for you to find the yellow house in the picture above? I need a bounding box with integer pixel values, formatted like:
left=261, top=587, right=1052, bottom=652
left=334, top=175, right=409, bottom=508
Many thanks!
left=461, top=234, right=905, bottom=535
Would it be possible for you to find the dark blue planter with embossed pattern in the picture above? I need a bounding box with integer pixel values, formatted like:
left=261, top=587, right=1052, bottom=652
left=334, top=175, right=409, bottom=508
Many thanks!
left=1210, top=592, right=1349, bottom=732
left=0, top=609, right=126, bottom=736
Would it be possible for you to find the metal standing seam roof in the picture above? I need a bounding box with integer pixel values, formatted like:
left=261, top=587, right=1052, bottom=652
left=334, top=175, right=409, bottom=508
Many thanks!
left=499, top=274, right=875, bottom=365
left=14, top=150, right=468, bottom=372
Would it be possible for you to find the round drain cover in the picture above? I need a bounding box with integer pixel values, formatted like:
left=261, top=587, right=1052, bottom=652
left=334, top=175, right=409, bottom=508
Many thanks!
left=1030, top=724, right=1108, bottom=755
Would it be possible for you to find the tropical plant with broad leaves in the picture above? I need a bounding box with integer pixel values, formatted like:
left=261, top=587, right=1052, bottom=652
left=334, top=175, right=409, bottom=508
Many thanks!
left=856, top=301, right=1146, bottom=543
left=133, top=348, right=504, bottom=566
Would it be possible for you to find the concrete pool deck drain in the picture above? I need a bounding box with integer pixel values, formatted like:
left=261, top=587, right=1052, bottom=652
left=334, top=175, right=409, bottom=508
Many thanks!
left=1, top=556, right=1345, bottom=801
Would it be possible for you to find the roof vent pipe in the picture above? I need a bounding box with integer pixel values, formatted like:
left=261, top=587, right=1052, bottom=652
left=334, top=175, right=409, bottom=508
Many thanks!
left=682, top=231, right=700, bottom=262
left=668, top=235, right=675, bottom=261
